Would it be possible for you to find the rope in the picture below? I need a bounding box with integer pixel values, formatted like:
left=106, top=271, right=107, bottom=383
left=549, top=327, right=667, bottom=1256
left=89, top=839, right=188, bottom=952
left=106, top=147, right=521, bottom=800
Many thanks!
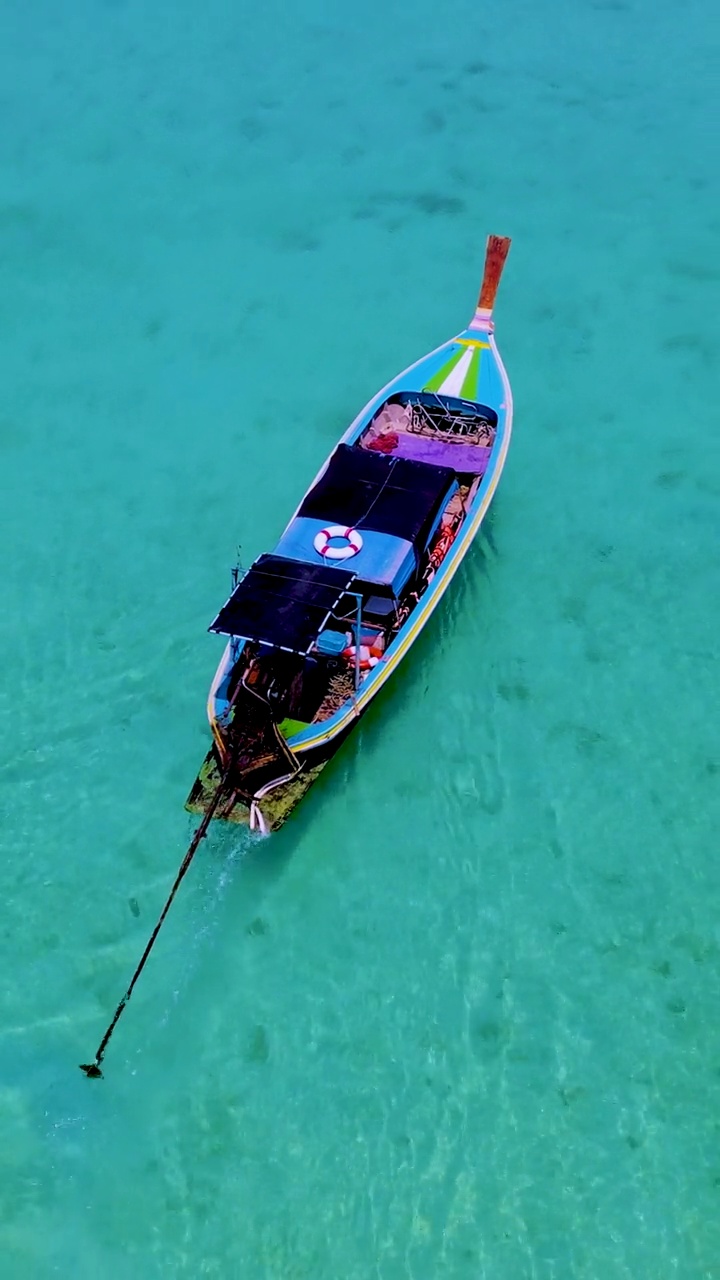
left=79, top=758, right=235, bottom=1079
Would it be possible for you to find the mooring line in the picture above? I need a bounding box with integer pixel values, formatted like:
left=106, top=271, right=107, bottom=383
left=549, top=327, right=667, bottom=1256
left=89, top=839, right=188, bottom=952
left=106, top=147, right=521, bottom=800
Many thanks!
left=79, top=760, right=234, bottom=1079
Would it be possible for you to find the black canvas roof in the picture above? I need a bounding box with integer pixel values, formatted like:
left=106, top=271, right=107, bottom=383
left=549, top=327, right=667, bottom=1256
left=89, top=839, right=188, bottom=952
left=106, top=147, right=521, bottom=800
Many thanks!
left=298, top=444, right=456, bottom=548
left=209, top=555, right=356, bottom=654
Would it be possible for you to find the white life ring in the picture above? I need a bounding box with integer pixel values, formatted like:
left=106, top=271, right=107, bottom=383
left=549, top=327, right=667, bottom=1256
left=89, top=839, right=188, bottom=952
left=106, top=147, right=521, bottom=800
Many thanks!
left=313, top=525, right=363, bottom=560
left=343, top=644, right=381, bottom=670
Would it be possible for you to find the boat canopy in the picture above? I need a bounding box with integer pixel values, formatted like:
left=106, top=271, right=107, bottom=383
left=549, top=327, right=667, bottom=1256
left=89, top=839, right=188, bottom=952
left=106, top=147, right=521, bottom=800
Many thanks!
left=275, top=516, right=417, bottom=596
left=298, top=444, right=456, bottom=550
left=209, top=554, right=356, bottom=655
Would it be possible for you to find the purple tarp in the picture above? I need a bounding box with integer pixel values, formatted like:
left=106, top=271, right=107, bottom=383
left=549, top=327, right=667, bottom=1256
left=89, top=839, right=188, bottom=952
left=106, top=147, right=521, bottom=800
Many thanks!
left=381, top=435, right=493, bottom=474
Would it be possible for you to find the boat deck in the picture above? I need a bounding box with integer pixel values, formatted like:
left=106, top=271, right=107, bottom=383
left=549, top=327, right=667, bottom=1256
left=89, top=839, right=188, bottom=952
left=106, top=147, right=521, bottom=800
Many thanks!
left=357, top=394, right=497, bottom=475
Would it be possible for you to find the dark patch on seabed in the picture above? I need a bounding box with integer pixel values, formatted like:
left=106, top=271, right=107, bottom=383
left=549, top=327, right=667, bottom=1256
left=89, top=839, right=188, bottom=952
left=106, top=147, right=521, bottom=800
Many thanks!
left=245, top=1024, right=270, bottom=1064
left=497, top=680, right=530, bottom=703
left=655, top=470, right=685, bottom=489
left=353, top=191, right=466, bottom=222
left=276, top=229, right=322, bottom=253
left=246, top=916, right=269, bottom=937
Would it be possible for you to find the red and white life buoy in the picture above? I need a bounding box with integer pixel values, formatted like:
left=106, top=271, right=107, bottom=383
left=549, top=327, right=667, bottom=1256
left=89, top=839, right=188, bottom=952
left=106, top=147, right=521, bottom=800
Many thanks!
left=313, top=525, right=363, bottom=560
left=342, top=634, right=385, bottom=670
left=342, top=644, right=380, bottom=670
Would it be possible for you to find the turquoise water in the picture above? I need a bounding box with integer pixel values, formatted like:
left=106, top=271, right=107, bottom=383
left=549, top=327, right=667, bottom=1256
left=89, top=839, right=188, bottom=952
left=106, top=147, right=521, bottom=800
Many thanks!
left=1, top=0, right=719, bottom=1274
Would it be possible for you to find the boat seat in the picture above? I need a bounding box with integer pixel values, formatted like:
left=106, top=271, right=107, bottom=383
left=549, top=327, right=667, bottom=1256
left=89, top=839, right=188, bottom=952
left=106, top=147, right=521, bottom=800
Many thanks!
left=362, top=594, right=396, bottom=622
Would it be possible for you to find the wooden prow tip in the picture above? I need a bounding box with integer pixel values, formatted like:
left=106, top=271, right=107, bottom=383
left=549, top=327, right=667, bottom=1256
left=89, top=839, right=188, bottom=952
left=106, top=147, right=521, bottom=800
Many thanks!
left=477, top=234, right=511, bottom=313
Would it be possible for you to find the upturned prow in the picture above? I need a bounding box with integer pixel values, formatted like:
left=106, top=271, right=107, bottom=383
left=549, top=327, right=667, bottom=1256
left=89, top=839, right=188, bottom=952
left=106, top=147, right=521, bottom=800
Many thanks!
left=469, top=234, right=511, bottom=330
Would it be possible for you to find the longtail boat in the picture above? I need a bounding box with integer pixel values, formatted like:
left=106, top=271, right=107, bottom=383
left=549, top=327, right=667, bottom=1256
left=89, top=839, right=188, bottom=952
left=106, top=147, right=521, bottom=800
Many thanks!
left=187, top=234, right=513, bottom=834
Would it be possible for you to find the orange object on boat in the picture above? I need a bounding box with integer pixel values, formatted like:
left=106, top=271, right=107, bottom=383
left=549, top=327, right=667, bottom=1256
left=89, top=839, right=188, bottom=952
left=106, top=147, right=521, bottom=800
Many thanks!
left=343, top=634, right=385, bottom=669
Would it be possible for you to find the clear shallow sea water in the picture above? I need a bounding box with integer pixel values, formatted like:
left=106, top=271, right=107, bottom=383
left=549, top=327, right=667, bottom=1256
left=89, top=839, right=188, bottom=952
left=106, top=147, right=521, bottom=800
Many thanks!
left=1, top=0, right=719, bottom=1275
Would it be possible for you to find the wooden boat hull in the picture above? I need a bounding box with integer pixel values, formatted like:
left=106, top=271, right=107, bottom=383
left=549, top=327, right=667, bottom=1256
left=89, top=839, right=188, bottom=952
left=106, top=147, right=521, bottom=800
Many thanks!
left=185, top=723, right=355, bottom=829
left=186, top=236, right=513, bottom=833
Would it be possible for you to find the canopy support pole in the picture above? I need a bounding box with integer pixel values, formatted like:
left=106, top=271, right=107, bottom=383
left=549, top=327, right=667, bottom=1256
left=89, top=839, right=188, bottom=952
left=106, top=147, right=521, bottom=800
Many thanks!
left=344, top=592, right=364, bottom=696
left=353, top=593, right=362, bottom=693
